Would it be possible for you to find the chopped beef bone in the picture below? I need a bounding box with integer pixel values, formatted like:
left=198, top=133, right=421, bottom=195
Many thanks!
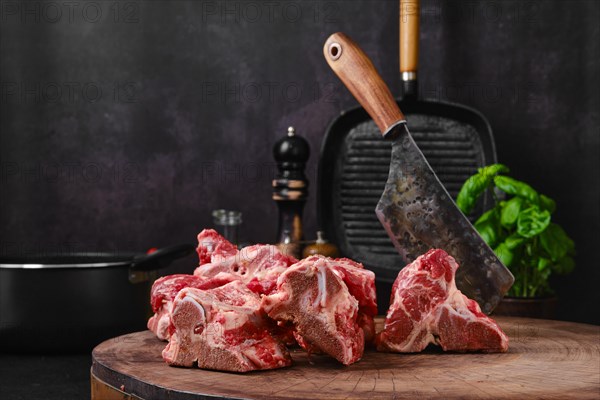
left=147, top=273, right=237, bottom=340
left=261, top=256, right=366, bottom=365
left=149, top=230, right=296, bottom=341
left=377, top=249, right=509, bottom=353
left=147, top=308, right=170, bottom=340
left=326, top=257, right=378, bottom=343
left=328, top=257, right=378, bottom=316
left=279, top=255, right=377, bottom=345
left=356, top=312, right=376, bottom=345
left=196, top=228, right=238, bottom=265
left=267, top=321, right=297, bottom=347
left=194, top=240, right=297, bottom=296
left=147, top=274, right=209, bottom=341
left=162, top=281, right=292, bottom=372
left=292, top=331, right=324, bottom=355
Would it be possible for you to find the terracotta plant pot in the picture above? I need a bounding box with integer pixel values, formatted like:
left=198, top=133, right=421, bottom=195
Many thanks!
left=492, top=296, right=558, bottom=319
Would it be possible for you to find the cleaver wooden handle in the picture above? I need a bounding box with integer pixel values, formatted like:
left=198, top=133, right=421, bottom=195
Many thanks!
left=324, top=32, right=405, bottom=135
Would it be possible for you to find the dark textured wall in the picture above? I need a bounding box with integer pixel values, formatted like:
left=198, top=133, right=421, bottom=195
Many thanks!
left=1, top=0, right=598, bottom=324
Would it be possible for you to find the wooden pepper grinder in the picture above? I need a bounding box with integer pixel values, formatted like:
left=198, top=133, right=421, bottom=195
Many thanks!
left=273, top=126, right=310, bottom=259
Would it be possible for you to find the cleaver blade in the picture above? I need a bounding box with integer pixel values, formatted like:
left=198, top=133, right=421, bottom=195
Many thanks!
left=377, top=122, right=514, bottom=313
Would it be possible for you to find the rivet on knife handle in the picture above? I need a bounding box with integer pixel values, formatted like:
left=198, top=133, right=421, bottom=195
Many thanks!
left=324, top=32, right=405, bottom=135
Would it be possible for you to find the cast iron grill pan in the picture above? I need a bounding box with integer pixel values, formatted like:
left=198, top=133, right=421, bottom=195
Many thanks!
left=319, top=100, right=497, bottom=284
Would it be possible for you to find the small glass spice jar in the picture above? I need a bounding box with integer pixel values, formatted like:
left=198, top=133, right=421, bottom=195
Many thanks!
left=212, top=209, right=242, bottom=247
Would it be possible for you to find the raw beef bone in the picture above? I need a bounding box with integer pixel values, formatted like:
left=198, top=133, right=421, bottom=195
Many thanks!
left=147, top=229, right=238, bottom=341
left=196, top=229, right=238, bottom=264
left=328, top=257, right=378, bottom=343
left=262, top=256, right=377, bottom=365
left=195, top=229, right=298, bottom=295
left=148, top=229, right=296, bottom=342
left=163, top=280, right=292, bottom=372
left=377, top=249, right=509, bottom=353
left=147, top=273, right=236, bottom=340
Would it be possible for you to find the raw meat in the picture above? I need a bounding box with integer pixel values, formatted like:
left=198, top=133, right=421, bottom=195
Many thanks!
left=149, top=230, right=296, bottom=341
left=162, top=281, right=292, bottom=372
left=327, top=257, right=378, bottom=343
left=195, top=232, right=297, bottom=296
left=329, top=257, right=378, bottom=316
left=377, top=249, right=509, bottom=353
left=262, top=255, right=374, bottom=365
left=147, top=273, right=236, bottom=340
left=196, top=229, right=238, bottom=264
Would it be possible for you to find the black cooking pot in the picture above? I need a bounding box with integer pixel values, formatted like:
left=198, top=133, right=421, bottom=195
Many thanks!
left=0, top=243, right=195, bottom=353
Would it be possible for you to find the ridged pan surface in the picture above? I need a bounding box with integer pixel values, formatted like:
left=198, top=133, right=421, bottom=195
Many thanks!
left=319, top=100, right=497, bottom=282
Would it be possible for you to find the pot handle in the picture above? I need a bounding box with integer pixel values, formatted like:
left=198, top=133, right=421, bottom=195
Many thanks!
left=130, top=243, right=196, bottom=271
left=400, top=0, right=419, bottom=98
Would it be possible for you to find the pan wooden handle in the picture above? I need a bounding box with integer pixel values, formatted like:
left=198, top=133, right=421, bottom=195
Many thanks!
left=400, top=0, right=419, bottom=77
left=324, top=32, right=405, bottom=134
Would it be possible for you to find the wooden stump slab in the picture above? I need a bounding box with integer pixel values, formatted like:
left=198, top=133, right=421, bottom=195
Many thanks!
left=91, top=317, right=600, bottom=399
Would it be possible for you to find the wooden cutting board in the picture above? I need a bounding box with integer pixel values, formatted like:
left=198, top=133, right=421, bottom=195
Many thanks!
left=91, top=317, right=599, bottom=400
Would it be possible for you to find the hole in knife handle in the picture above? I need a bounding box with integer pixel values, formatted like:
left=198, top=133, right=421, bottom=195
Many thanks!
left=329, top=43, right=342, bottom=60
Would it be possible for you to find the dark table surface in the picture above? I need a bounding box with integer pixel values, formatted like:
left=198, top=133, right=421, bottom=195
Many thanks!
left=0, top=354, right=91, bottom=400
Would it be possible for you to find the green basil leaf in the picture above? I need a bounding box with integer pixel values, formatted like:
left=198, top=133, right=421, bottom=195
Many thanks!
left=556, top=255, right=575, bottom=274
left=475, top=220, right=498, bottom=248
left=457, top=175, right=487, bottom=214
left=474, top=208, right=502, bottom=248
left=539, top=194, right=556, bottom=214
left=540, top=223, right=574, bottom=262
left=504, top=233, right=525, bottom=250
left=494, top=175, right=540, bottom=204
left=475, top=208, right=497, bottom=225
left=494, top=243, right=514, bottom=266
left=517, top=206, right=551, bottom=238
left=457, top=164, right=509, bottom=214
left=537, top=257, right=552, bottom=272
left=479, top=163, right=510, bottom=178
left=476, top=223, right=502, bottom=248
left=500, top=197, right=523, bottom=228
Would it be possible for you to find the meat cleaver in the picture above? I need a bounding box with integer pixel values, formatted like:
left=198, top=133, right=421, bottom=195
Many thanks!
left=323, top=32, right=513, bottom=314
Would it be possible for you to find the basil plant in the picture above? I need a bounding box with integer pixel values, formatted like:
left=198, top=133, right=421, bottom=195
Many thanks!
left=457, top=164, right=575, bottom=298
